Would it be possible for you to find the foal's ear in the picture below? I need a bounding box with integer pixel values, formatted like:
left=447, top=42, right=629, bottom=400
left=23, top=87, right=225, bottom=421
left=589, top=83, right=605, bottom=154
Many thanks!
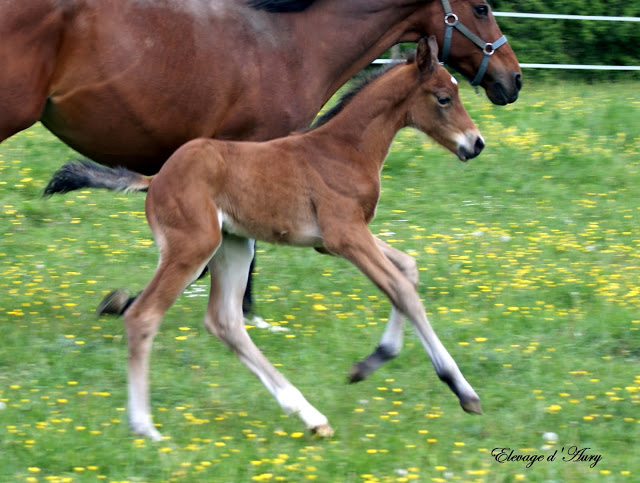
left=417, top=36, right=439, bottom=76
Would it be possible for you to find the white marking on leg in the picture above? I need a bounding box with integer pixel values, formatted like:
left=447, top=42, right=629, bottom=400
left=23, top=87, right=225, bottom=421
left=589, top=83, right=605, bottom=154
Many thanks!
left=127, top=329, right=164, bottom=441
left=409, top=308, right=480, bottom=411
left=207, top=236, right=331, bottom=432
left=128, top=377, right=163, bottom=441
left=378, top=307, right=404, bottom=355
left=245, top=314, right=290, bottom=332
left=275, top=386, right=329, bottom=430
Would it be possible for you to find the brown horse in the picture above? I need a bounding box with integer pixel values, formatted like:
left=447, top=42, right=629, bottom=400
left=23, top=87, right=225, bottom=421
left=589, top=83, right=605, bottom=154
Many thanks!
left=2, top=0, right=520, bottom=169
left=46, top=38, right=484, bottom=440
left=4, top=0, right=520, bottom=317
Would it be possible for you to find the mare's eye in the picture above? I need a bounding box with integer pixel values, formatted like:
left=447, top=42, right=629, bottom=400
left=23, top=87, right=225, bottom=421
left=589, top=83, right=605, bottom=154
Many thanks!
left=437, top=96, right=452, bottom=106
left=474, top=5, right=489, bottom=17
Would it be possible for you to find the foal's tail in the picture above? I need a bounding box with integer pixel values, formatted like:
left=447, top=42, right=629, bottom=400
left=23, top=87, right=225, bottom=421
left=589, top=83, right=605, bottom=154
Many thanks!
left=43, top=159, right=151, bottom=196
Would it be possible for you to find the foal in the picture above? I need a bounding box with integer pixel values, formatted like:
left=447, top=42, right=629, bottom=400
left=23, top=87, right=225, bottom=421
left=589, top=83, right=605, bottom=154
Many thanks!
left=47, top=37, right=484, bottom=440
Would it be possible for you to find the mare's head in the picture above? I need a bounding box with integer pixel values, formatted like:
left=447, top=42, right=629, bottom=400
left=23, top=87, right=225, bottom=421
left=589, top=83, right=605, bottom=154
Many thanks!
left=407, top=37, right=484, bottom=162
left=411, top=0, right=522, bottom=105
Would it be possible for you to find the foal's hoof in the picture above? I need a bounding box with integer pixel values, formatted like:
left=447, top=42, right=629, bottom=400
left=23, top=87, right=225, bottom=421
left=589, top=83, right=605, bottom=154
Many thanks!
left=312, top=424, right=334, bottom=438
left=96, top=289, right=130, bottom=316
left=460, top=397, right=483, bottom=415
left=130, top=423, right=164, bottom=442
left=347, top=362, right=368, bottom=384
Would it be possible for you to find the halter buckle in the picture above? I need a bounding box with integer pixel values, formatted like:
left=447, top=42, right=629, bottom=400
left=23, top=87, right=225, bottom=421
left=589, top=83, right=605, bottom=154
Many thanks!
left=483, top=43, right=495, bottom=56
left=444, top=13, right=458, bottom=26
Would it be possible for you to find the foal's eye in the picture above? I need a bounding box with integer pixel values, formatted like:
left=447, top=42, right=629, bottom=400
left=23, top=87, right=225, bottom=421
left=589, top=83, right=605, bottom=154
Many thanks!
left=474, top=5, right=489, bottom=17
left=437, top=96, right=452, bottom=106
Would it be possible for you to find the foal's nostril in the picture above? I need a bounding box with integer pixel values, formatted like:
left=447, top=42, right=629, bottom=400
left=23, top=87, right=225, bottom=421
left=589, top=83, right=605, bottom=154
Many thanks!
left=474, top=137, right=485, bottom=154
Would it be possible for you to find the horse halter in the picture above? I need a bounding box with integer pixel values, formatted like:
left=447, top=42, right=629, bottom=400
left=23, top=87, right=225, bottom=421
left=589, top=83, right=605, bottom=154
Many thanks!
left=439, top=0, right=508, bottom=86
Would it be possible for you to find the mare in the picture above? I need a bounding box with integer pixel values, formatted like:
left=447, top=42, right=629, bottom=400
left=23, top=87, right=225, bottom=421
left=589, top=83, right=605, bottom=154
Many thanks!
left=3, top=0, right=521, bottom=316
left=45, top=37, right=485, bottom=440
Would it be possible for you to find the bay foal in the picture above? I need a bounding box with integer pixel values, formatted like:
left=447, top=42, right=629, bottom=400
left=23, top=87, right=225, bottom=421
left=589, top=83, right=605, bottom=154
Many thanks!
left=47, top=38, right=484, bottom=440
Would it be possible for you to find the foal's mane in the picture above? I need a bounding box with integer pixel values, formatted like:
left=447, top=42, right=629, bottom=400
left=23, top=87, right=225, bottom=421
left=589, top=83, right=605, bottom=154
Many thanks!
left=247, top=0, right=316, bottom=13
left=312, top=58, right=413, bottom=129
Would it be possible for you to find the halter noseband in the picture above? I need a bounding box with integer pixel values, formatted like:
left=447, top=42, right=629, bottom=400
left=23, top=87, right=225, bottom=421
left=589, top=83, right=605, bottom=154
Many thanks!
left=439, top=0, right=508, bottom=86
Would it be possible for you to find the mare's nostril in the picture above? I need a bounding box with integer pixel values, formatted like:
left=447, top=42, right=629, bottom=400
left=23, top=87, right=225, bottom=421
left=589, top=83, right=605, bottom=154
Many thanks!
left=514, top=73, right=523, bottom=92
left=474, top=137, right=485, bottom=154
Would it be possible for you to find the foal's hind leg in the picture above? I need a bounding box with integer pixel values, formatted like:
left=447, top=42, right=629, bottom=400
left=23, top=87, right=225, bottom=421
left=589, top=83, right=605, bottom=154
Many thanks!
left=205, top=236, right=333, bottom=436
left=348, top=239, right=418, bottom=383
left=324, top=227, right=481, bottom=414
left=126, top=227, right=220, bottom=440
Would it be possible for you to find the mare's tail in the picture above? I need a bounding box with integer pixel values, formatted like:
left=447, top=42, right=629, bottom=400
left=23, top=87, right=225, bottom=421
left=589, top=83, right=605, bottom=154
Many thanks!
left=43, top=159, right=151, bottom=196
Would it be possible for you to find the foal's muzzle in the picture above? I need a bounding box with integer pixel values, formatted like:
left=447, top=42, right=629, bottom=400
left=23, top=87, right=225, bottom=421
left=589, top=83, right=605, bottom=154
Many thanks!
left=457, top=134, right=484, bottom=162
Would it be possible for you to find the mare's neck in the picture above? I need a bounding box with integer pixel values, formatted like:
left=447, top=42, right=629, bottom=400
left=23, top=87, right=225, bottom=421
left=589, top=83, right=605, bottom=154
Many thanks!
left=290, top=0, right=435, bottom=105
left=312, top=65, right=416, bottom=169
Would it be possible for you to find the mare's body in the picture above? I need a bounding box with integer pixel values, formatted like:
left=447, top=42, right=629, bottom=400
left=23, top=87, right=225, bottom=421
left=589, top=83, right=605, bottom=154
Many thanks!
left=3, top=0, right=520, bottom=313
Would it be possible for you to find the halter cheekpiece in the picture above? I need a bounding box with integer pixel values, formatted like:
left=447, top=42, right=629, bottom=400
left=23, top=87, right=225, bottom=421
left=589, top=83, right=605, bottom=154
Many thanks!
left=439, top=0, right=508, bottom=86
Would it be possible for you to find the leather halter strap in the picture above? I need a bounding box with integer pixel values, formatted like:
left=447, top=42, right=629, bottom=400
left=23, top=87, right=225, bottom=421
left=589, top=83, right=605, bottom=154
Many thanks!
left=440, top=0, right=508, bottom=86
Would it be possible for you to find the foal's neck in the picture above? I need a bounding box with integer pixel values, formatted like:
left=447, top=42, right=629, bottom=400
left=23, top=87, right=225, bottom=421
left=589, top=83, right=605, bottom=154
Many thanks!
left=313, top=64, right=416, bottom=168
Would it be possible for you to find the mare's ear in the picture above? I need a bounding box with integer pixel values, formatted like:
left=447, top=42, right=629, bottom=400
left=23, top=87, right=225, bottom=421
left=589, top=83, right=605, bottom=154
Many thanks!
left=417, top=36, right=439, bottom=76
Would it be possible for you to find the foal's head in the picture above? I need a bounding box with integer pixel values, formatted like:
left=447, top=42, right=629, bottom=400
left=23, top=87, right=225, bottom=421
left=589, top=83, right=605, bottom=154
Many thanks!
left=407, top=37, right=484, bottom=162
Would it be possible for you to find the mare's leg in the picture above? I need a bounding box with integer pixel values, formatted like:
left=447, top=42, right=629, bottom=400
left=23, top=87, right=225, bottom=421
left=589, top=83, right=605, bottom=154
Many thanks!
left=0, top=1, right=61, bottom=141
left=324, top=227, right=481, bottom=414
left=205, top=236, right=333, bottom=436
left=348, top=239, right=419, bottom=382
left=242, top=254, right=256, bottom=315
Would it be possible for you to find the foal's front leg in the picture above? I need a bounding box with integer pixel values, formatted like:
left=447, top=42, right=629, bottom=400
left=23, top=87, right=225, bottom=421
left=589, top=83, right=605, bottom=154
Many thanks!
left=349, top=239, right=417, bottom=382
left=325, top=227, right=481, bottom=414
left=205, top=236, right=333, bottom=436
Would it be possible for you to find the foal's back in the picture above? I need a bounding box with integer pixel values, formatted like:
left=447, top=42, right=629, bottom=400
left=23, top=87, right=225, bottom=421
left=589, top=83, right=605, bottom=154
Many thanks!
left=149, top=136, right=333, bottom=246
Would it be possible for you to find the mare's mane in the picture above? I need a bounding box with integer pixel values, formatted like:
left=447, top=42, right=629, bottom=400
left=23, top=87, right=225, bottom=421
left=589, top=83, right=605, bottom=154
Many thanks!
left=312, top=57, right=414, bottom=129
left=247, top=0, right=317, bottom=13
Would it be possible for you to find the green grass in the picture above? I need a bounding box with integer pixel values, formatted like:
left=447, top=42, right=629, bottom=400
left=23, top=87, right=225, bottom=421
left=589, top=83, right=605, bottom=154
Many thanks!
left=1, top=79, right=639, bottom=482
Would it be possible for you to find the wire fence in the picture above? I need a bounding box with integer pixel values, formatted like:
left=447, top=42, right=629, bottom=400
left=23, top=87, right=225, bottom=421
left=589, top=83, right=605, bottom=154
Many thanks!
left=493, top=11, right=640, bottom=71
left=374, top=12, right=640, bottom=71
left=492, top=12, right=640, bottom=22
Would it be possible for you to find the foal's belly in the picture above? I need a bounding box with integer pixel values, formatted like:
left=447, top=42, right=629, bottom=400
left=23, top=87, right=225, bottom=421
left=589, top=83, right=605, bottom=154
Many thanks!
left=220, top=211, right=323, bottom=247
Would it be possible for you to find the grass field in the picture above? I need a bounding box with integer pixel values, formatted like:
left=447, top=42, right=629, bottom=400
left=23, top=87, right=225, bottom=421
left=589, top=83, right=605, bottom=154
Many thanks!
left=1, top=79, right=639, bottom=483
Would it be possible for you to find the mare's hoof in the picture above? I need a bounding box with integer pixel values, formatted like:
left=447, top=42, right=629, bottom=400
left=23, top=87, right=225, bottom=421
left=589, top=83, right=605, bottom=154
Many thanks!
left=460, top=397, right=483, bottom=415
left=312, top=424, right=334, bottom=438
left=96, top=289, right=130, bottom=316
